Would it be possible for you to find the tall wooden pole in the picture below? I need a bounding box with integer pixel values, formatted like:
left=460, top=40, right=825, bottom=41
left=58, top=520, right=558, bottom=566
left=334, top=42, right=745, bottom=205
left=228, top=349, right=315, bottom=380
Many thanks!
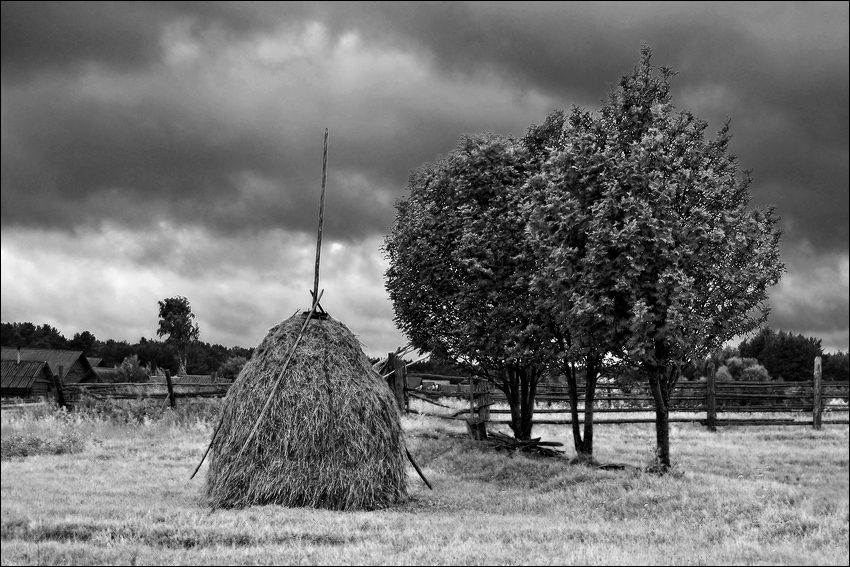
left=313, top=128, right=329, bottom=302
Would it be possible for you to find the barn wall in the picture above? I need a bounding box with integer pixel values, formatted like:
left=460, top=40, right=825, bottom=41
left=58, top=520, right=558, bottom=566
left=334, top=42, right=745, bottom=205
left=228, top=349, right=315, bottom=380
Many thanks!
left=60, top=362, right=89, bottom=384
left=1, top=387, right=29, bottom=399
left=30, top=376, right=56, bottom=401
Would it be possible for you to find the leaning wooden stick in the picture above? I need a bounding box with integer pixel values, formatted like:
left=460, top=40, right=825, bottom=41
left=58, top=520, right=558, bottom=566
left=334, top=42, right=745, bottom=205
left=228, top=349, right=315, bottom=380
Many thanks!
left=189, top=407, right=226, bottom=479
left=373, top=344, right=416, bottom=373
left=381, top=353, right=429, bottom=380
left=190, top=290, right=324, bottom=480
left=405, top=447, right=433, bottom=490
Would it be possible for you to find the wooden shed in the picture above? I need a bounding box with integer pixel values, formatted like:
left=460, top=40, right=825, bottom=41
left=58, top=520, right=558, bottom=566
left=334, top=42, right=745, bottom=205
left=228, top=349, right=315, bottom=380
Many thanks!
left=0, top=360, right=56, bottom=400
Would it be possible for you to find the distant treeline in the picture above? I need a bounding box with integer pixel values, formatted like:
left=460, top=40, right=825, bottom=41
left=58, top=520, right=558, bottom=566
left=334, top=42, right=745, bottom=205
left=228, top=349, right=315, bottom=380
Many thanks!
left=3, top=322, right=847, bottom=383
left=714, top=328, right=848, bottom=382
left=0, top=322, right=253, bottom=379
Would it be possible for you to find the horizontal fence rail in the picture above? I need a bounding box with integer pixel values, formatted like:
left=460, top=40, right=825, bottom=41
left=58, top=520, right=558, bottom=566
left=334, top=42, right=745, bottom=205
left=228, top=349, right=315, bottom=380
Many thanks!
left=62, top=381, right=230, bottom=406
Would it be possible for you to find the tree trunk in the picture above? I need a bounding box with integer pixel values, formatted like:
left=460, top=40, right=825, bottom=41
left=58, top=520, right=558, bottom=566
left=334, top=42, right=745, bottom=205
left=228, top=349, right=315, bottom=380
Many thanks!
left=565, top=355, right=600, bottom=461
left=498, top=365, right=538, bottom=441
left=648, top=371, right=670, bottom=469
left=499, top=371, right=520, bottom=438
left=582, top=356, right=599, bottom=459
left=566, top=362, right=586, bottom=454
left=518, top=367, right=538, bottom=441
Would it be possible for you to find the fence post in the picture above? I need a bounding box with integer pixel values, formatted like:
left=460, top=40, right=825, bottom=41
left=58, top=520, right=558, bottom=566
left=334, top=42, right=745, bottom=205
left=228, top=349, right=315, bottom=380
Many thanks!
left=706, top=361, right=716, bottom=432
left=165, top=369, right=176, bottom=409
left=54, top=364, right=67, bottom=409
left=469, top=377, right=475, bottom=420
left=465, top=377, right=487, bottom=440
left=813, top=356, right=822, bottom=430
left=388, top=352, right=406, bottom=411
left=478, top=379, right=491, bottom=422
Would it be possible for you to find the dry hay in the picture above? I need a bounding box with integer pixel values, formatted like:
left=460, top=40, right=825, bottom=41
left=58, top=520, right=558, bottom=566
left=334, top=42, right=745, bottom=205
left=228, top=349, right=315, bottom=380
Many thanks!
left=206, top=312, right=407, bottom=510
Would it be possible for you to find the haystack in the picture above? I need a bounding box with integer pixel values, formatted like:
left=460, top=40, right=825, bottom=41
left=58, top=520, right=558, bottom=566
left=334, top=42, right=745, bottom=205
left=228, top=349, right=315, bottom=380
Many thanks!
left=205, top=311, right=407, bottom=510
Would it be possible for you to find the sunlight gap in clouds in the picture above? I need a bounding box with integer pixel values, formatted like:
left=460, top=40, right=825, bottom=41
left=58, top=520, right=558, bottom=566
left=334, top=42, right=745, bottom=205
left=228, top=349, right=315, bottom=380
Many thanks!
left=253, top=21, right=331, bottom=66
left=160, top=19, right=204, bottom=67
left=0, top=225, right=404, bottom=356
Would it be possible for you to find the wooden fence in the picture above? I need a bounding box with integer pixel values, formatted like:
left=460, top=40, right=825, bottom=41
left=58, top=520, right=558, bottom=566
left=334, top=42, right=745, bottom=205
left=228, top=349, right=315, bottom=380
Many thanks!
left=15, top=354, right=847, bottom=435
left=393, top=369, right=493, bottom=438
left=62, top=381, right=229, bottom=407
left=390, top=356, right=849, bottom=432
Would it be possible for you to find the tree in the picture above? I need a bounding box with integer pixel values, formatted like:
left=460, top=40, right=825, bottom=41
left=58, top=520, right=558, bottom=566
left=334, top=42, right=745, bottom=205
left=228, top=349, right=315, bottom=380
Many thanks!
left=741, top=364, right=771, bottom=382
left=68, top=331, right=99, bottom=355
left=724, top=356, right=766, bottom=380
left=119, top=354, right=150, bottom=383
left=134, top=337, right=179, bottom=374
left=157, top=296, right=200, bottom=374
left=536, top=46, right=783, bottom=469
left=0, top=322, right=35, bottom=346
left=385, top=132, right=555, bottom=440
left=98, top=339, right=134, bottom=367
left=0, top=322, right=68, bottom=349
left=822, top=351, right=849, bottom=382
left=219, top=355, right=248, bottom=382
left=738, top=327, right=823, bottom=381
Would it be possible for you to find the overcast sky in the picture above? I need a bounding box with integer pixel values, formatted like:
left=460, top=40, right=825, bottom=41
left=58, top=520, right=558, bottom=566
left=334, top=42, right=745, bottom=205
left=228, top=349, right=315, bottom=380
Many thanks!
left=2, top=1, right=848, bottom=357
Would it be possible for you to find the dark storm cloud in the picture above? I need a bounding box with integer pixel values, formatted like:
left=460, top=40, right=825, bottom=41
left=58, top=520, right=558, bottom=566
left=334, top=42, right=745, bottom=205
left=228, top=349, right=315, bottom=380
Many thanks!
left=3, top=1, right=846, bottom=251
left=1, top=81, right=318, bottom=236
left=307, top=1, right=850, bottom=251
left=1, top=2, right=555, bottom=243
left=1, top=1, right=168, bottom=80
left=0, top=1, right=286, bottom=81
left=0, top=64, right=534, bottom=242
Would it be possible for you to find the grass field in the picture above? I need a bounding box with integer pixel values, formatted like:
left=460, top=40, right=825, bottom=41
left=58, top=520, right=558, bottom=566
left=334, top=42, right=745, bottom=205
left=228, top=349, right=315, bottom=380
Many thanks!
left=1, top=400, right=848, bottom=565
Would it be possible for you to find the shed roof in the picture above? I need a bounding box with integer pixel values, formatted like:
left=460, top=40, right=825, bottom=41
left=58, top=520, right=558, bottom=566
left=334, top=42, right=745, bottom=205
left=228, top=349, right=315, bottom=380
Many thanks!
left=1, top=360, right=52, bottom=390
left=0, top=347, right=91, bottom=378
left=87, top=357, right=105, bottom=367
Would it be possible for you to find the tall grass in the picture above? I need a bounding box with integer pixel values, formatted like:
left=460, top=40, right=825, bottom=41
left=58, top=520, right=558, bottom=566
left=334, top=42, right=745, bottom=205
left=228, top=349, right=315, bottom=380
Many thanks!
left=1, top=399, right=221, bottom=460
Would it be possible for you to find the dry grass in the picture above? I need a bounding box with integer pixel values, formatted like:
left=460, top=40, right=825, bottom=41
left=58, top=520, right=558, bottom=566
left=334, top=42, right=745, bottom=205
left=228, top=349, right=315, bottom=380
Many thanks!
left=1, top=399, right=847, bottom=565
left=206, top=313, right=406, bottom=510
